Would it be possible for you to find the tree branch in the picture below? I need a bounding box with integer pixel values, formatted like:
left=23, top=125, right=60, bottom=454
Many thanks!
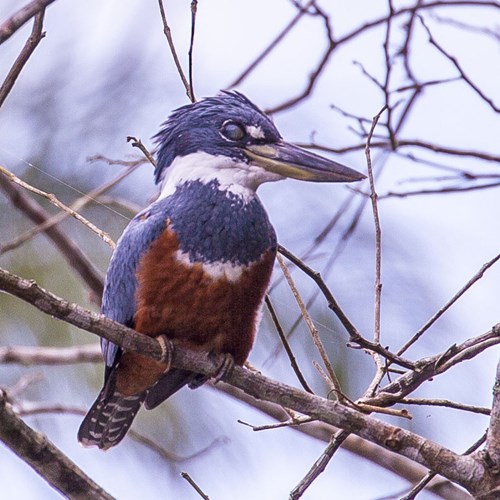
left=0, top=0, right=57, bottom=45
left=0, top=391, right=113, bottom=499
left=0, top=344, right=101, bottom=365
left=0, top=265, right=493, bottom=494
left=0, top=171, right=104, bottom=299
left=0, top=11, right=45, bottom=108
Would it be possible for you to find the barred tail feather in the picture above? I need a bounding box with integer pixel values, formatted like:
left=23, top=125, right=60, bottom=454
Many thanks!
left=78, top=385, right=147, bottom=450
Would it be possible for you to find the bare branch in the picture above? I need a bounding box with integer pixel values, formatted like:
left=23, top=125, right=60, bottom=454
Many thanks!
left=0, top=0, right=56, bottom=45
left=0, top=265, right=492, bottom=493
left=365, top=106, right=386, bottom=345
left=0, top=392, right=113, bottom=499
left=157, top=0, right=195, bottom=103
left=0, top=12, right=45, bottom=108
left=0, top=166, right=115, bottom=249
left=485, top=359, right=500, bottom=472
left=401, top=397, right=490, bottom=416
left=397, top=251, right=500, bottom=356
left=0, top=344, right=101, bottom=365
left=419, top=16, right=499, bottom=113
left=0, top=171, right=104, bottom=299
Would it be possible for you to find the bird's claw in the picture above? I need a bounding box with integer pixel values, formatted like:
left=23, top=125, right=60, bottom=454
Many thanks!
left=157, top=334, right=174, bottom=370
left=212, top=353, right=234, bottom=384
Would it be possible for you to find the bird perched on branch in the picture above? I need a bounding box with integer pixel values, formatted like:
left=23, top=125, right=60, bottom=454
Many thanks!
left=78, top=91, right=365, bottom=450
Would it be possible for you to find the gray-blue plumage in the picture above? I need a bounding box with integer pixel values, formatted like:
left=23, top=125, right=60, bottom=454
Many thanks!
left=100, top=203, right=167, bottom=368
left=100, top=179, right=276, bottom=370
left=169, top=179, right=276, bottom=265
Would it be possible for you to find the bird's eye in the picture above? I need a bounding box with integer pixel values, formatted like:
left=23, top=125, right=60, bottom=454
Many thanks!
left=220, top=121, right=245, bottom=141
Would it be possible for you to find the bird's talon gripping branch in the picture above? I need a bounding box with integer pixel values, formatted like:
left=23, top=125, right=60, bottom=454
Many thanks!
left=157, top=334, right=174, bottom=369
left=213, top=353, right=235, bottom=384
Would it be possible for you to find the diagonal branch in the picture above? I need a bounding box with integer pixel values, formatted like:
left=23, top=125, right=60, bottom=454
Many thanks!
left=0, top=265, right=491, bottom=494
left=0, top=172, right=104, bottom=299
left=0, top=392, right=113, bottom=498
left=0, top=0, right=57, bottom=45
left=0, top=11, right=45, bottom=108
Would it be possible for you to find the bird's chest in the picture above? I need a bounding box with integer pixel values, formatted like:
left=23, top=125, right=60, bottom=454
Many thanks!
left=132, top=184, right=277, bottom=363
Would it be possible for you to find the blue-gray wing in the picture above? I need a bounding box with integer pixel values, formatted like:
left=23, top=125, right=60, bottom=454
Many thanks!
left=100, top=199, right=171, bottom=372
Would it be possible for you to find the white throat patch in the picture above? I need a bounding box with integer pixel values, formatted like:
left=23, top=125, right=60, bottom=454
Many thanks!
left=158, top=151, right=284, bottom=201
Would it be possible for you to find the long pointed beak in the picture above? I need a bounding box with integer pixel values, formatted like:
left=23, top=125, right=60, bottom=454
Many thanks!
left=244, top=142, right=366, bottom=182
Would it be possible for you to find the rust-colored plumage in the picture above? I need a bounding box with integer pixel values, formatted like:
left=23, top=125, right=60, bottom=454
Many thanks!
left=116, top=223, right=275, bottom=396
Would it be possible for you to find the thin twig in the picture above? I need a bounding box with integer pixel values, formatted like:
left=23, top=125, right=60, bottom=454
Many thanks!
left=180, top=472, right=210, bottom=500
left=157, top=0, right=194, bottom=102
left=0, top=165, right=115, bottom=250
left=1, top=164, right=139, bottom=255
left=401, top=397, right=490, bottom=415
left=397, top=251, right=500, bottom=356
left=265, top=296, right=313, bottom=393
left=419, top=15, right=499, bottom=113
left=365, top=106, right=387, bottom=344
left=126, top=136, right=157, bottom=166
left=277, top=253, right=342, bottom=396
left=0, top=12, right=45, bottom=108
left=188, top=1, right=197, bottom=102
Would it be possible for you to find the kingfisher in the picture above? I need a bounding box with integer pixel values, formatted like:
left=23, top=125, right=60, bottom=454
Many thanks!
left=78, top=91, right=365, bottom=450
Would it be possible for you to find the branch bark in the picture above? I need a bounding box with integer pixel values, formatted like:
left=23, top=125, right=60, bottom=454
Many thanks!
left=0, top=265, right=495, bottom=494
left=0, top=0, right=57, bottom=45
left=0, top=391, right=113, bottom=499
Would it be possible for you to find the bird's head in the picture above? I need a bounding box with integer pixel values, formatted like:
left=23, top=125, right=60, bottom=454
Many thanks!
left=154, top=91, right=365, bottom=198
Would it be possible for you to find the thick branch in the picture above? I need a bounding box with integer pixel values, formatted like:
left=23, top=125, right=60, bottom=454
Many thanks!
left=0, top=266, right=489, bottom=492
left=485, top=359, right=500, bottom=470
left=0, top=392, right=113, bottom=499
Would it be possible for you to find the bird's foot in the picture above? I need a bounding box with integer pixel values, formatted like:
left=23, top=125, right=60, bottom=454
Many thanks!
left=156, top=334, right=174, bottom=370
left=212, top=353, right=235, bottom=384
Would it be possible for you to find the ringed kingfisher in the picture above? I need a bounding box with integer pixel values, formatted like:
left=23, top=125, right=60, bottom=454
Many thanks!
left=78, top=91, right=365, bottom=450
